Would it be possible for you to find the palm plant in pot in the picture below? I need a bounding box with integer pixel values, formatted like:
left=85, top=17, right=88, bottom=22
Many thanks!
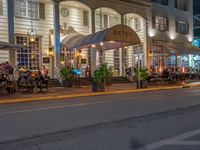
left=60, top=66, right=74, bottom=87
left=135, top=67, right=148, bottom=88
left=92, top=63, right=111, bottom=92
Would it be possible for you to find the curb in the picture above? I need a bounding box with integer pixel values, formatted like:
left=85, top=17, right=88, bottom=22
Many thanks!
left=0, top=84, right=199, bottom=105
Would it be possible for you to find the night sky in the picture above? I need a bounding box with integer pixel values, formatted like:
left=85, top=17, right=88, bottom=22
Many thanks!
left=193, top=0, right=200, bottom=14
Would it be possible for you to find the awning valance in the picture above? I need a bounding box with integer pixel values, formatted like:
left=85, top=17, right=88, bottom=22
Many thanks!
left=153, top=40, right=200, bottom=55
left=0, top=41, right=24, bottom=50
left=63, top=24, right=141, bottom=50
left=61, top=33, right=85, bottom=49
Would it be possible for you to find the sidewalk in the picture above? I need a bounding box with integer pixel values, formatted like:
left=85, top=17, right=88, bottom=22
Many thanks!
left=0, top=82, right=200, bottom=105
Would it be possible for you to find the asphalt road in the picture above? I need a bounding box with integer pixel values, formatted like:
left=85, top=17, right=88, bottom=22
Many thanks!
left=0, top=87, right=200, bottom=150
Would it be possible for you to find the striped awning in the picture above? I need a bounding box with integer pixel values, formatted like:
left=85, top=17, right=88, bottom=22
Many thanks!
left=63, top=24, right=141, bottom=51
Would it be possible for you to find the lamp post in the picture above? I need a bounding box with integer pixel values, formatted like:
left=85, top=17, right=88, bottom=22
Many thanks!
left=27, top=0, right=37, bottom=42
left=137, top=45, right=141, bottom=89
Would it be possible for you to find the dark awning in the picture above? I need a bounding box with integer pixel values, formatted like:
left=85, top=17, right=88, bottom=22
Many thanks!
left=153, top=40, right=200, bottom=55
left=62, top=24, right=141, bottom=51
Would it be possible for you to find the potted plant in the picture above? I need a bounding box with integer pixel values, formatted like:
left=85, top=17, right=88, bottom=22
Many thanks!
left=92, top=63, right=111, bottom=92
left=60, top=66, right=73, bottom=87
left=135, top=68, right=148, bottom=88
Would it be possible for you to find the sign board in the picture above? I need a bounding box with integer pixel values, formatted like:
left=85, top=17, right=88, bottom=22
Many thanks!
left=105, top=24, right=141, bottom=45
left=192, top=39, right=200, bottom=48
left=81, top=59, right=87, bottom=64
left=43, top=57, right=50, bottom=64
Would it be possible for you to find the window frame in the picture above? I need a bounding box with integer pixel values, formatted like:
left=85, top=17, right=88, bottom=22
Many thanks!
left=176, top=21, right=188, bottom=34
left=83, top=10, right=89, bottom=27
left=153, top=16, right=168, bottom=31
left=15, top=0, right=39, bottom=19
left=15, top=35, right=41, bottom=71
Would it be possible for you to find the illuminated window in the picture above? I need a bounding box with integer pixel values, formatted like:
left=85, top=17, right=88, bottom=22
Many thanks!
left=0, top=0, right=3, bottom=16
left=15, top=0, right=39, bottom=19
left=153, top=16, right=168, bottom=31
left=16, top=36, right=40, bottom=70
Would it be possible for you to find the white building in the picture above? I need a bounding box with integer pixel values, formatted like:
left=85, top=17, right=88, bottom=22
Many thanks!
left=149, top=0, right=200, bottom=72
left=0, top=0, right=198, bottom=78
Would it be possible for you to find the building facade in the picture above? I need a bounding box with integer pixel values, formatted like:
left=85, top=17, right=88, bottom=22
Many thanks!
left=0, top=0, right=198, bottom=78
left=149, top=0, right=198, bottom=72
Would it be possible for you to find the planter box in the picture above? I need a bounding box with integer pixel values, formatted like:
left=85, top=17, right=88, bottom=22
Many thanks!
left=137, top=80, right=148, bottom=89
left=62, top=80, right=73, bottom=88
left=92, top=82, right=106, bottom=92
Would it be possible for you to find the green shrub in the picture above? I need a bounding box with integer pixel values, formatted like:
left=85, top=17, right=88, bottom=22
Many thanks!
left=135, top=68, right=148, bottom=81
left=93, top=63, right=112, bottom=83
left=60, top=67, right=73, bottom=81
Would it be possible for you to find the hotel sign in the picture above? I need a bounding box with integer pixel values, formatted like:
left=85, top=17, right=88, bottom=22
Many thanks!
left=105, top=24, right=141, bottom=45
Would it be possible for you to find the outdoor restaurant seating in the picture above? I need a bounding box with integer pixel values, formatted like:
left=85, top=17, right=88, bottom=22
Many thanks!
left=0, top=62, right=49, bottom=95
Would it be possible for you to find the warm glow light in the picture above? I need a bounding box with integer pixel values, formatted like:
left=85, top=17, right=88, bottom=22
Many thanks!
left=182, top=66, right=186, bottom=73
left=100, top=42, right=104, bottom=46
left=159, top=66, right=163, bottom=73
left=30, top=37, right=35, bottom=42
left=169, top=35, right=175, bottom=40
left=168, top=31, right=176, bottom=40
left=92, top=44, right=96, bottom=48
left=148, top=29, right=156, bottom=37
left=188, top=36, right=193, bottom=42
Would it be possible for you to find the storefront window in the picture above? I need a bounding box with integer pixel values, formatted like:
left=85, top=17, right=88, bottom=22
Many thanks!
left=167, top=55, right=176, bottom=67
left=16, top=36, right=40, bottom=70
left=180, top=55, right=189, bottom=67
left=192, top=55, right=200, bottom=68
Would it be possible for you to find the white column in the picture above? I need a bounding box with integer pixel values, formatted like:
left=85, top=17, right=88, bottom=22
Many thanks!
left=90, top=9, right=96, bottom=76
left=121, top=14, right=125, bottom=76
left=53, top=0, right=61, bottom=68
left=188, top=54, right=194, bottom=68
left=7, top=0, right=15, bottom=67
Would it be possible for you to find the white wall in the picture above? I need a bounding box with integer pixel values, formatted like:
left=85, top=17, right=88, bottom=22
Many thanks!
left=0, top=0, right=8, bottom=42
left=0, top=50, right=9, bottom=63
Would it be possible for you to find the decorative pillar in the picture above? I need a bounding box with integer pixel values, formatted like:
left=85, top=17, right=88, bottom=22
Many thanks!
left=121, top=14, right=125, bottom=76
left=121, top=14, right=124, bottom=25
left=7, top=0, right=15, bottom=66
left=53, top=0, right=61, bottom=69
left=90, top=9, right=96, bottom=76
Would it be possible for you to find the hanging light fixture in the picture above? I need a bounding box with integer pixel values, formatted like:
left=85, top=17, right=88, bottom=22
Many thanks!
left=27, top=0, right=37, bottom=42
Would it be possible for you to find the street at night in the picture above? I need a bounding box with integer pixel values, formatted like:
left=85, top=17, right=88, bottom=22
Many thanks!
left=0, top=87, right=200, bottom=150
